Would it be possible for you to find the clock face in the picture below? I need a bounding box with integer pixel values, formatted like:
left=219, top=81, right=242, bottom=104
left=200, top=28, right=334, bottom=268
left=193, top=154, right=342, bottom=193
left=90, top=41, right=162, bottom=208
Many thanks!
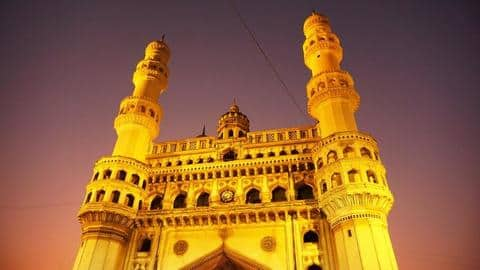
left=220, top=190, right=234, bottom=203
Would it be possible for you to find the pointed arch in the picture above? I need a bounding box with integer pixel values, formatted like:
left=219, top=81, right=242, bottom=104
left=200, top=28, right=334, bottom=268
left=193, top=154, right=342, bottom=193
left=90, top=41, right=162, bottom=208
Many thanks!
left=196, top=192, right=210, bottom=207
left=150, top=195, right=163, bottom=210
left=295, top=183, right=314, bottom=200
left=271, top=186, right=287, bottom=202
left=246, top=188, right=261, bottom=204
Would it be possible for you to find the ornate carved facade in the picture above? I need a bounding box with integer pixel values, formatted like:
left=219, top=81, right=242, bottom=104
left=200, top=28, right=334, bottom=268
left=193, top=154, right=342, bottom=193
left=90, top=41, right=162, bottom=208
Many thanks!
left=73, top=12, right=398, bottom=270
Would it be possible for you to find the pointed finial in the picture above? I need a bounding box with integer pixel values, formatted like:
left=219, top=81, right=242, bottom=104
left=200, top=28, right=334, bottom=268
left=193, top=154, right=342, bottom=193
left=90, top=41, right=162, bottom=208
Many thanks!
left=229, top=98, right=239, bottom=112
left=161, top=34, right=165, bottom=41
left=201, top=124, right=206, bottom=136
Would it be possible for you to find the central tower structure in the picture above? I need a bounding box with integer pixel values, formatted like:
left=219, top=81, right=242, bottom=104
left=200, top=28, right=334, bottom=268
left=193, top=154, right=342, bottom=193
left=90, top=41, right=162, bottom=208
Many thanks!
left=73, top=11, right=398, bottom=270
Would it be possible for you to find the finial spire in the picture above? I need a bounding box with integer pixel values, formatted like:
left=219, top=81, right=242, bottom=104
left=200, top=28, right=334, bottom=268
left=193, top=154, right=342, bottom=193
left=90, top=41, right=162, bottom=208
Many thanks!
left=161, top=34, right=165, bottom=41
left=201, top=124, right=206, bottom=136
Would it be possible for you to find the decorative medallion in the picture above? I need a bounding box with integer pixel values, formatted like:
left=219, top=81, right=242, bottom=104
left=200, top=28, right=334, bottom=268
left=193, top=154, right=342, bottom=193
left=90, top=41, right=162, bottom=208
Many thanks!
left=261, top=236, right=276, bottom=252
left=220, top=190, right=235, bottom=203
left=173, top=240, right=188, bottom=255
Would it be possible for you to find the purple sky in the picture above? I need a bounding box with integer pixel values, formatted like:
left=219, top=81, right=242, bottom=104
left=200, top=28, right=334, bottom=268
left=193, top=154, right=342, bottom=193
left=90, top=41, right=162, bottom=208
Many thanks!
left=1, top=1, right=479, bottom=269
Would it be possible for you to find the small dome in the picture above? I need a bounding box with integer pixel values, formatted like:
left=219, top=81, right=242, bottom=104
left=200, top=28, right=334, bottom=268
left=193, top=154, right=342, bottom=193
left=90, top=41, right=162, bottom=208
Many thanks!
left=217, top=100, right=250, bottom=139
left=303, top=11, right=330, bottom=35
left=145, top=39, right=170, bottom=61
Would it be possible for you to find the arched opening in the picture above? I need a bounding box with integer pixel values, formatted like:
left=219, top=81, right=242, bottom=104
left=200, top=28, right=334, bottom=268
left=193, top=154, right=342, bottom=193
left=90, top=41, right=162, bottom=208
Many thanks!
left=187, top=159, right=193, bottom=165
left=131, top=174, right=140, bottom=185
left=308, top=265, right=322, bottom=270
left=245, top=188, right=261, bottom=204
left=111, top=191, right=120, bottom=203
left=360, top=147, right=372, bottom=159
left=303, top=148, right=311, bottom=154
left=103, top=170, right=112, bottom=179
left=138, top=200, right=143, bottom=210
left=176, top=160, right=182, bottom=166
left=93, top=172, right=99, bottom=181
left=367, top=170, right=378, bottom=183
left=268, top=152, right=275, bottom=157
left=207, top=157, right=214, bottom=163
left=343, top=146, right=355, bottom=158
left=244, top=154, right=252, bottom=159
left=126, top=194, right=134, bottom=207
left=96, top=190, right=105, bottom=202
left=348, top=169, right=360, bottom=183
left=271, top=187, right=287, bottom=202
left=239, top=130, right=245, bottom=137
left=291, top=149, right=299, bottom=155
left=141, top=181, right=147, bottom=190
left=173, top=193, right=187, bottom=208
left=331, top=173, right=342, bottom=186
left=196, top=192, right=210, bottom=207
left=166, top=161, right=172, bottom=167
left=197, top=158, right=204, bottom=164
left=150, top=195, right=163, bottom=210
left=303, top=230, right=319, bottom=243
left=321, top=181, right=328, bottom=194
left=279, top=150, right=287, bottom=156
left=295, top=183, right=314, bottom=200
left=138, top=238, right=152, bottom=252
left=317, top=158, right=323, bottom=169
left=223, top=150, right=236, bottom=161
left=327, top=150, right=338, bottom=163
left=256, top=153, right=264, bottom=158
left=85, top=192, right=92, bottom=203
left=228, top=129, right=234, bottom=138
left=117, top=170, right=127, bottom=180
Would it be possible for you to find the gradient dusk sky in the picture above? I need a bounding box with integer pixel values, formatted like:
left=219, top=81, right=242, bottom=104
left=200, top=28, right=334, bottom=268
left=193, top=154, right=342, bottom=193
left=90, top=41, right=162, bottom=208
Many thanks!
left=1, top=1, right=479, bottom=269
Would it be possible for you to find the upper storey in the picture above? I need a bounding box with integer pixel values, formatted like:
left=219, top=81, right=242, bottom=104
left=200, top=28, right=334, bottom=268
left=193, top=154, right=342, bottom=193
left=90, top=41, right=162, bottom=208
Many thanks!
left=217, top=101, right=250, bottom=140
left=132, top=39, right=170, bottom=101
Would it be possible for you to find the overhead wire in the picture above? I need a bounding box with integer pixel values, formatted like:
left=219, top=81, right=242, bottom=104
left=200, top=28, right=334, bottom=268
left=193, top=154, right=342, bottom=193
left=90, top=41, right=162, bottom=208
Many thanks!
left=228, top=0, right=308, bottom=119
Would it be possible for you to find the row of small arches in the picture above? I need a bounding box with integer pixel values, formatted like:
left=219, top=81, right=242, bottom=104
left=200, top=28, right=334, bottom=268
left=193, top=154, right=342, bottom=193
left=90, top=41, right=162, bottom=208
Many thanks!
left=92, top=169, right=147, bottom=190
left=84, top=190, right=142, bottom=210
left=317, top=146, right=377, bottom=168
left=119, top=103, right=159, bottom=122
left=155, top=148, right=311, bottom=168
left=149, top=183, right=316, bottom=210
left=320, top=169, right=383, bottom=194
left=149, top=162, right=315, bottom=183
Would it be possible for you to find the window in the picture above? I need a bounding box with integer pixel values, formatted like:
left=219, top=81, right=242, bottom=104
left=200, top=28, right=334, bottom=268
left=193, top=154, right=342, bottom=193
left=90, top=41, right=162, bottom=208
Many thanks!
left=85, top=192, right=92, bottom=203
left=228, top=129, right=234, bottom=138
left=348, top=169, right=359, bottom=183
left=173, top=193, right=187, bottom=208
left=303, top=230, right=319, bottom=243
left=295, top=183, right=314, bottom=200
left=321, top=182, right=328, bottom=193
left=271, top=187, right=287, bottom=202
left=131, top=174, right=140, bottom=185
left=332, top=173, right=342, bottom=186
left=117, top=170, right=127, bottom=181
left=126, top=194, right=134, bottom=207
left=103, top=170, right=112, bottom=179
left=150, top=195, right=163, bottom=210
left=360, top=147, right=372, bottom=159
left=291, top=149, right=299, bottom=155
left=138, top=238, right=152, bottom=252
left=223, top=150, right=236, bottom=161
left=142, top=181, right=147, bottom=190
left=367, top=170, right=378, bottom=183
left=96, top=190, right=105, bottom=202
left=111, top=191, right=120, bottom=203
left=197, top=192, right=209, bottom=207
left=327, top=150, right=338, bottom=163
left=92, top=172, right=99, bottom=181
left=343, top=146, right=355, bottom=158
left=176, top=160, right=182, bottom=166
left=279, top=150, right=287, bottom=156
left=207, top=157, right=214, bottom=163
left=268, top=152, right=275, bottom=157
left=256, top=153, right=264, bottom=158
left=244, top=154, right=252, bottom=159
left=246, top=188, right=261, bottom=204
left=138, top=200, right=143, bottom=210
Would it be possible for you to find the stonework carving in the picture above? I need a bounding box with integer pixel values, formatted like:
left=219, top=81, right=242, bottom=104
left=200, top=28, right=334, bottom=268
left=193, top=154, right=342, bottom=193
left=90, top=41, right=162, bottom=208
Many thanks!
left=260, top=236, right=276, bottom=252
left=173, top=240, right=188, bottom=255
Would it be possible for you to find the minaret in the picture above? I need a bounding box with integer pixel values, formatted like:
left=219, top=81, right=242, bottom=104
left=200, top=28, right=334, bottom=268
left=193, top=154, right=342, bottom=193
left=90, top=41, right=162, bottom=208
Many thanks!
left=73, top=40, right=170, bottom=270
left=112, top=39, right=170, bottom=161
left=216, top=99, right=250, bottom=140
left=303, top=12, right=398, bottom=269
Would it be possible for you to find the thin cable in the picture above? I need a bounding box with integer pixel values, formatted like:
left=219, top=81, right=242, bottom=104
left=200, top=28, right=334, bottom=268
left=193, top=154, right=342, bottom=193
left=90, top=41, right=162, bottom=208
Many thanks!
left=228, top=0, right=307, bottom=118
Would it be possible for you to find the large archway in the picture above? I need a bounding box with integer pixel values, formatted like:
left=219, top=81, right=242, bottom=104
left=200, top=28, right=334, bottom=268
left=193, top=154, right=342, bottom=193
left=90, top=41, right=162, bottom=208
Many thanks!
left=180, top=246, right=270, bottom=270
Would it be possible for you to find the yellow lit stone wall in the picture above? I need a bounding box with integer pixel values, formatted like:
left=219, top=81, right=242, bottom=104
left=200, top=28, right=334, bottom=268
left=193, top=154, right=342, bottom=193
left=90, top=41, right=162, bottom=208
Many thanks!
left=73, top=11, right=398, bottom=270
